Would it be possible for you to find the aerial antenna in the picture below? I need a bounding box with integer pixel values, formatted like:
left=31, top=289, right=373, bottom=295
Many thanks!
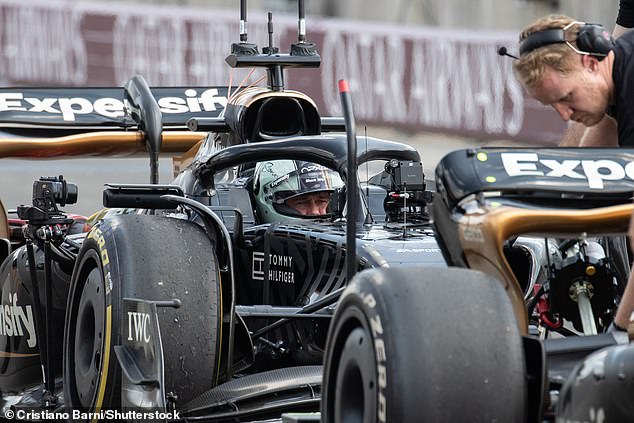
left=291, top=0, right=317, bottom=56
left=262, top=12, right=283, bottom=90
left=298, top=0, right=306, bottom=42
left=232, top=0, right=259, bottom=55
left=364, top=126, right=373, bottom=225
left=225, top=0, right=321, bottom=89
left=239, top=0, right=248, bottom=42
left=263, top=12, right=279, bottom=55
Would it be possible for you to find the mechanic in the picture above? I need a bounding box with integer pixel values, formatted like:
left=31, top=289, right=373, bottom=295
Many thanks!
left=558, top=0, right=634, bottom=146
left=253, top=160, right=344, bottom=221
left=513, top=11, right=634, bottom=332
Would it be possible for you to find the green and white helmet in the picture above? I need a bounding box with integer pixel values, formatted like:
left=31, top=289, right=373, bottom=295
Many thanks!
left=253, top=160, right=344, bottom=222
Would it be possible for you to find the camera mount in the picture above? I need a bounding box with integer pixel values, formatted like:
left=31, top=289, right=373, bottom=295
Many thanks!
left=383, top=160, right=432, bottom=225
left=17, top=175, right=78, bottom=407
left=17, top=175, right=77, bottom=230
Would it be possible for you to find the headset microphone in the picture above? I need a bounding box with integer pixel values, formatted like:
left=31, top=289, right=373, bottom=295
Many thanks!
left=497, top=46, right=519, bottom=60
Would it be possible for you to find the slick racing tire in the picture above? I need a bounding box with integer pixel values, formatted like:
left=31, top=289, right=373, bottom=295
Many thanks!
left=321, top=267, right=527, bottom=423
left=63, top=214, right=222, bottom=412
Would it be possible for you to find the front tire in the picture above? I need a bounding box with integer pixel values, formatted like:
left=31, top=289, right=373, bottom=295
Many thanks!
left=322, top=266, right=527, bottom=422
left=63, top=214, right=222, bottom=412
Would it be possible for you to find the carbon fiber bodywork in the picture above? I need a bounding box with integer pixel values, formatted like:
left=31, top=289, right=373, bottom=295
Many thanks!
left=0, top=73, right=442, bottom=420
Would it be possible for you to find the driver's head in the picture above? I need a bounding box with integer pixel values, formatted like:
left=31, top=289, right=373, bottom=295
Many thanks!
left=286, top=191, right=332, bottom=216
left=253, top=160, right=344, bottom=223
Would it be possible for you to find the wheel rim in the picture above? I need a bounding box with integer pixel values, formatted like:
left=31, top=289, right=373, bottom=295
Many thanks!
left=334, top=326, right=377, bottom=423
left=71, top=266, right=105, bottom=408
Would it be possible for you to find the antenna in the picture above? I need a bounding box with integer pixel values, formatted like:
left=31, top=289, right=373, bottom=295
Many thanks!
left=291, top=0, right=317, bottom=56
left=263, top=11, right=282, bottom=90
left=239, top=0, right=248, bottom=42
left=263, top=12, right=279, bottom=55
left=225, top=0, right=321, bottom=89
left=298, top=0, right=306, bottom=43
left=232, top=0, right=259, bottom=56
left=364, top=126, right=373, bottom=225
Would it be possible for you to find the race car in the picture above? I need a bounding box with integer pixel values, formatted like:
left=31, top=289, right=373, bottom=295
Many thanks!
left=2, top=2, right=633, bottom=422
left=322, top=146, right=634, bottom=421
left=0, top=3, right=444, bottom=421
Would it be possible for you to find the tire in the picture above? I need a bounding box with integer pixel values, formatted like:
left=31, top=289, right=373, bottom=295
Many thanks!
left=63, top=214, right=222, bottom=411
left=321, top=267, right=527, bottom=423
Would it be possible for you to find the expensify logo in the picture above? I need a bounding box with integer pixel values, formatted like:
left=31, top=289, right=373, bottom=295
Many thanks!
left=0, top=293, right=36, bottom=348
left=501, top=152, right=634, bottom=189
left=0, top=88, right=227, bottom=122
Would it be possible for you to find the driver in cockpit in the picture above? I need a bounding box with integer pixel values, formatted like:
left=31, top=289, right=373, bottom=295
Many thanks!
left=252, top=160, right=344, bottom=222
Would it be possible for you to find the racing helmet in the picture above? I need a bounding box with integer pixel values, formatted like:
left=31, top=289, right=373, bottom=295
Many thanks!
left=253, top=160, right=344, bottom=223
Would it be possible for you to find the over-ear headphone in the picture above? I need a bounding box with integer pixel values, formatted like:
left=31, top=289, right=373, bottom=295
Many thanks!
left=519, top=21, right=614, bottom=60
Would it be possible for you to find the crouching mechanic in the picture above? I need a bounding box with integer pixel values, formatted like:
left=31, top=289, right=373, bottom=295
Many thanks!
left=253, top=160, right=344, bottom=222
left=513, top=15, right=634, bottom=331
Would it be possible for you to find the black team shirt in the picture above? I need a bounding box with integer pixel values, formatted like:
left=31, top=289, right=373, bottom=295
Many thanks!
left=609, top=29, right=634, bottom=146
left=612, top=0, right=634, bottom=145
left=618, top=0, right=634, bottom=28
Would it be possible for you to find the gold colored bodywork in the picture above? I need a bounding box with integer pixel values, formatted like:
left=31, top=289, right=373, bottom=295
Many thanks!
left=458, top=202, right=634, bottom=335
left=172, top=138, right=206, bottom=176
left=229, top=87, right=318, bottom=109
left=0, top=130, right=207, bottom=234
left=0, top=131, right=206, bottom=159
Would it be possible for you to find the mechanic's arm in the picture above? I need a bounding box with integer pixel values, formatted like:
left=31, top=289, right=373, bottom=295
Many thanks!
left=614, top=23, right=631, bottom=38
left=560, top=115, right=618, bottom=147
left=614, top=217, right=634, bottom=330
left=558, top=122, right=586, bottom=147
left=578, top=115, right=618, bottom=147
left=615, top=271, right=634, bottom=329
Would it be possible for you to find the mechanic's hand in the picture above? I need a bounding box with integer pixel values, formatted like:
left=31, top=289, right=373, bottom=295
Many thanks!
left=607, top=321, right=627, bottom=332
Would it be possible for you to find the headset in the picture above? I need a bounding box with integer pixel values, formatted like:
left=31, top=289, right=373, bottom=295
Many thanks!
left=519, top=21, right=615, bottom=60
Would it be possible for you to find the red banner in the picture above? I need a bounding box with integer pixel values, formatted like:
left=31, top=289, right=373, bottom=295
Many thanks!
left=0, top=0, right=564, bottom=144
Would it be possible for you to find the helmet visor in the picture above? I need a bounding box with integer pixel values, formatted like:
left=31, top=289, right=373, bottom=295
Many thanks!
left=266, top=164, right=341, bottom=204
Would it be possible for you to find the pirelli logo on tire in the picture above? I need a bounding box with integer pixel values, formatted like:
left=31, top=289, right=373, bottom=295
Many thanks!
left=87, top=227, right=112, bottom=295
left=87, top=228, right=109, bottom=266
left=84, top=226, right=114, bottom=419
left=363, top=292, right=388, bottom=423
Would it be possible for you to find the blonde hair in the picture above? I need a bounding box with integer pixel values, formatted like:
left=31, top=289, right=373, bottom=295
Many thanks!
left=513, top=15, right=581, bottom=89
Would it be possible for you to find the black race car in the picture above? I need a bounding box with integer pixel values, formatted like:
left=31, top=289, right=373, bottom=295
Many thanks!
left=3, top=3, right=634, bottom=422
left=0, top=3, right=443, bottom=421
left=321, top=145, right=634, bottom=421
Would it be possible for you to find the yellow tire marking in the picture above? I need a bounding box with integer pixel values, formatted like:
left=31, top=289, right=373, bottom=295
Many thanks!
left=92, top=305, right=112, bottom=422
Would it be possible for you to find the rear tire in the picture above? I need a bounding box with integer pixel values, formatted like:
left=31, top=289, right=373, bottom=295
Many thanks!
left=321, top=266, right=527, bottom=422
left=64, top=214, right=222, bottom=412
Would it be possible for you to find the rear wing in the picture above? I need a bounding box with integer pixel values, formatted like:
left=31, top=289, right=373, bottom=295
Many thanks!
left=0, top=77, right=219, bottom=184
left=0, top=86, right=230, bottom=131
